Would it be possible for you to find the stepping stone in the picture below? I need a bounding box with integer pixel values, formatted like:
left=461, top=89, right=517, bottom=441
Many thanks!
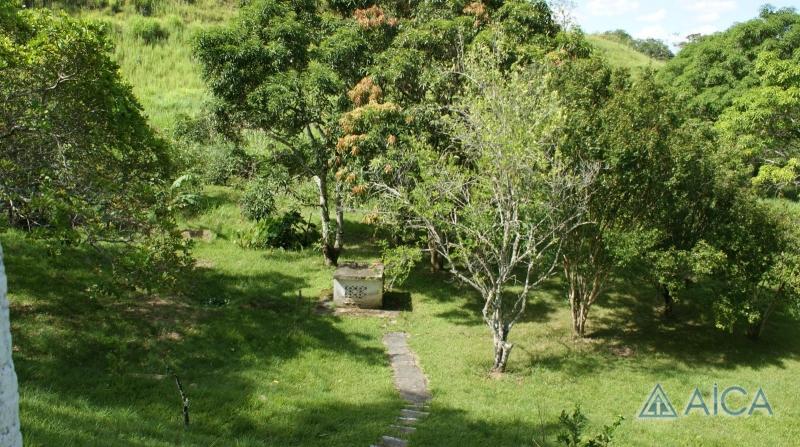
left=373, top=332, right=431, bottom=446
left=381, top=435, right=408, bottom=447
left=390, top=424, right=416, bottom=434
left=400, top=408, right=429, bottom=418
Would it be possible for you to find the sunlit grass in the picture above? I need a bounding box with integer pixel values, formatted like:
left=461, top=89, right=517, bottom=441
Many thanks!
left=588, top=35, right=665, bottom=75
left=5, top=186, right=800, bottom=445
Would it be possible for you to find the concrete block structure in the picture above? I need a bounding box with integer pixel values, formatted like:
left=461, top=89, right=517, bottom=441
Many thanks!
left=333, top=262, right=384, bottom=309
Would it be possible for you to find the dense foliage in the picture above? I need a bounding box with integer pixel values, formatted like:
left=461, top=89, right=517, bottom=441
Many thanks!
left=0, top=1, right=191, bottom=294
left=660, top=6, right=800, bottom=121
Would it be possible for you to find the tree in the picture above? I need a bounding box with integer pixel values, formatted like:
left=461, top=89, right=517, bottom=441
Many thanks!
left=0, top=243, right=22, bottom=447
left=365, top=0, right=569, bottom=270
left=551, top=62, right=721, bottom=334
left=709, top=197, right=800, bottom=339
left=660, top=7, right=800, bottom=120
left=195, top=0, right=401, bottom=266
left=1, top=3, right=172, bottom=241
left=375, top=61, right=595, bottom=372
left=598, top=30, right=673, bottom=60
left=1, top=3, right=192, bottom=295
left=632, top=38, right=673, bottom=61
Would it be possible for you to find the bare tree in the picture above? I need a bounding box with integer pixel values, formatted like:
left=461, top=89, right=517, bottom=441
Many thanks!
left=375, top=61, right=595, bottom=372
left=0, top=244, right=23, bottom=447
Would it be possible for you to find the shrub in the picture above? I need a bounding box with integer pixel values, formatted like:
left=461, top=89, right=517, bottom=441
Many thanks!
left=205, top=143, right=255, bottom=185
left=555, top=405, right=623, bottom=447
left=133, top=0, right=159, bottom=16
left=129, top=17, right=169, bottom=44
left=169, top=173, right=203, bottom=215
left=236, top=211, right=319, bottom=250
left=380, top=243, right=422, bottom=291
left=240, top=178, right=276, bottom=221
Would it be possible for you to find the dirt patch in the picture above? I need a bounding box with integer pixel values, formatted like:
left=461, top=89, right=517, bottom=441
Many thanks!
left=314, top=296, right=401, bottom=318
left=159, top=331, right=183, bottom=342
left=116, top=294, right=201, bottom=327
left=610, top=344, right=636, bottom=358
left=181, top=229, right=215, bottom=242
left=194, top=258, right=215, bottom=269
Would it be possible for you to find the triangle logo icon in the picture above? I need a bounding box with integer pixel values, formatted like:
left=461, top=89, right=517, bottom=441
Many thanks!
left=638, top=384, right=678, bottom=419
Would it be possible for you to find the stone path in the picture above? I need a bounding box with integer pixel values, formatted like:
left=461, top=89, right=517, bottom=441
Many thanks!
left=371, top=332, right=431, bottom=447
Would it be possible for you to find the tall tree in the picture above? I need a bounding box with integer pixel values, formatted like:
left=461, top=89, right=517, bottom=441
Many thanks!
left=1, top=3, right=191, bottom=295
left=375, top=61, right=595, bottom=372
left=1, top=3, right=172, bottom=242
left=195, top=0, right=401, bottom=265
left=660, top=6, right=800, bottom=120
left=552, top=61, right=722, bottom=334
left=717, top=49, right=800, bottom=195
left=709, top=197, right=800, bottom=339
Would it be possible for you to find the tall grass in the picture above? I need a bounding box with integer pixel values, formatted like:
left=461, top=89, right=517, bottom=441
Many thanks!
left=79, top=0, right=236, bottom=131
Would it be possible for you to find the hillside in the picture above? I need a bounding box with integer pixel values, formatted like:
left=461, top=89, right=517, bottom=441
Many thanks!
left=587, top=34, right=665, bottom=73
left=5, top=3, right=800, bottom=446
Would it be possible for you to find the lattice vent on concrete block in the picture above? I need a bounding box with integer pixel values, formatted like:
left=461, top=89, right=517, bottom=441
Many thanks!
left=345, top=285, right=368, bottom=300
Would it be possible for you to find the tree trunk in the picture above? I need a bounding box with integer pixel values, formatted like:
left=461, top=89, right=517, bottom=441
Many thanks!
left=315, top=175, right=339, bottom=266
left=333, top=186, right=344, bottom=263
left=492, top=339, right=513, bottom=373
left=747, top=292, right=780, bottom=340
left=427, top=232, right=443, bottom=272
left=660, top=283, right=674, bottom=318
left=564, top=256, right=605, bottom=338
left=745, top=322, right=762, bottom=340
left=0, top=243, right=23, bottom=447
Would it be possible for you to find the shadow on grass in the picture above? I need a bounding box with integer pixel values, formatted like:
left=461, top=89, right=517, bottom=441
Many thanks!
left=528, top=277, right=800, bottom=374
left=404, top=261, right=800, bottom=373
left=406, top=267, right=560, bottom=326
left=410, top=404, right=562, bottom=447
left=384, top=291, right=413, bottom=311
left=586, top=278, right=800, bottom=371
left=1, top=233, right=391, bottom=446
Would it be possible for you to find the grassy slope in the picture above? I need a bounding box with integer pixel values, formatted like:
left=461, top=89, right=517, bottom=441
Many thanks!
left=4, top=3, right=800, bottom=446
left=5, top=188, right=403, bottom=446
left=7, top=189, right=800, bottom=445
left=80, top=1, right=234, bottom=131
left=587, top=35, right=665, bottom=74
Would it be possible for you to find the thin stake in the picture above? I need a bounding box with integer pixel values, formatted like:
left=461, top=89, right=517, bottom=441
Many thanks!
left=173, top=373, right=190, bottom=428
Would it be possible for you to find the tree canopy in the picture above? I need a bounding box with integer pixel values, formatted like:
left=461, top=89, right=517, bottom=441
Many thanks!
left=1, top=3, right=172, bottom=242
left=660, top=6, right=800, bottom=120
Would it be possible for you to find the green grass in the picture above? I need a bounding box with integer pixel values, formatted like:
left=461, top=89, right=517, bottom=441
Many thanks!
left=5, top=188, right=800, bottom=445
left=78, top=1, right=235, bottom=131
left=8, top=3, right=799, bottom=445
left=3, top=187, right=404, bottom=446
left=588, top=35, right=665, bottom=74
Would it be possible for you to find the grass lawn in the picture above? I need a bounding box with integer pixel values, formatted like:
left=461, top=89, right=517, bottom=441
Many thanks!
left=3, top=188, right=403, bottom=446
left=4, top=187, right=799, bottom=445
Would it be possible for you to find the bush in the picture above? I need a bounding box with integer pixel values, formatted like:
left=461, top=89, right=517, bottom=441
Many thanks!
left=236, top=211, right=319, bottom=250
left=205, top=143, right=255, bottom=185
left=240, top=178, right=276, bottom=221
left=380, top=243, right=422, bottom=291
left=555, top=405, right=623, bottom=447
left=129, top=17, right=169, bottom=44
left=133, top=0, right=159, bottom=16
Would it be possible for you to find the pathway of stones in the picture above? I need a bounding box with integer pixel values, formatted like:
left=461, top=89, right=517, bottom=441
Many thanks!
left=372, top=332, right=431, bottom=447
